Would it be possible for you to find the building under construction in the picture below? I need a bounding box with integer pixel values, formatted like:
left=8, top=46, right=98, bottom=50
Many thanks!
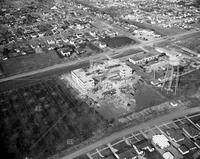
left=71, top=59, right=136, bottom=93
left=64, top=59, right=141, bottom=114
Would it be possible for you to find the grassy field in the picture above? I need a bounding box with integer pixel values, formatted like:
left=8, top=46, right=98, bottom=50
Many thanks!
left=141, top=22, right=185, bottom=36
left=0, top=78, right=107, bottom=159
left=100, top=36, right=136, bottom=49
left=112, top=49, right=142, bottom=59
left=176, top=35, right=200, bottom=54
left=96, top=100, right=134, bottom=121
left=0, top=51, right=63, bottom=76
left=135, top=83, right=166, bottom=112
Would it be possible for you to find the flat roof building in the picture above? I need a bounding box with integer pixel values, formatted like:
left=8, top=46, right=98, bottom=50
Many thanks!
left=129, top=51, right=159, bottom=65
left=163, top=151, right=174, bottom=159
left=71, top=59, right=134, bottom=94
left=152, top=134, right=170, bottom=149
left=71, top=68, right=94, bottom=93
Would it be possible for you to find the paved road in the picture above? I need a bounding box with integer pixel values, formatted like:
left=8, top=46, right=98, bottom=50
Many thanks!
left=0, top=30, right=199, bottom=84
left=60, top=107, right=200, bottom=159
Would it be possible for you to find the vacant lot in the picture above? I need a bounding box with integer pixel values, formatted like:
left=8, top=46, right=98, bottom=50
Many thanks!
left=135, top=83, right=166, bottom=112
left=96, top=100, right=135, bottom=121
left=112, top=49, right=142, bottom=59
left=0, top=79, right=107, bottom=159
left=100, top=36, right=136, bottom=49
left=0, top=51, right=63, bottom=76
left=176, top=35, right=200, bottom=54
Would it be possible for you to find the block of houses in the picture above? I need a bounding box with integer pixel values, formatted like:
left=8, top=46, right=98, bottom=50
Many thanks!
left=178, top=144, right=189, bottom=155
left=178, top=137, right=197, bottom=155
left=133, top=139, right=154, bottom=155
left=182, top=124, right=199, bottom=138
left=166, top=128, right=185, bottom=142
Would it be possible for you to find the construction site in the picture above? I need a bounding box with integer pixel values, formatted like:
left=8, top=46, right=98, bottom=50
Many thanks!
left=61, top=59, right=141, bottom=120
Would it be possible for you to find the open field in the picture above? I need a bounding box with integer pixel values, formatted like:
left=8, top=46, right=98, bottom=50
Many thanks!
left=135, top=83, right=166, bottom=112
left=0, top=51, right=63, bottom=76
left=112, top=49, right=142, bottom=59
left=100, top=36, right=136, bottom=49
left=176, top=34, right=200, bottom=54
left=95, top=101, right=134, bottom=121
left=0, top=78, right=107, bottom=159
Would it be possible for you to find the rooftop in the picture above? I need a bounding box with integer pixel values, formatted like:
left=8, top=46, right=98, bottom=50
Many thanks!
left=166, top=128, right=185, bottom=142
left=178, top=144, right=189, bottom=155
left=134, top=139, right=152, bottom=151
left=182, top=124, right=199, bottom=138
left=152, top=134, right=170, bottom=149
left=72, top=68, right=94, bottom=84
left=130, top=51, right=159, bottom=62
left=178, top=137, right=197, bottom=150
left=163, top=151, right=174, bottom=159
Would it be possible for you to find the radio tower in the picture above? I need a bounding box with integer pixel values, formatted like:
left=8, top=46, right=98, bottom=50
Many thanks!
left=162, top=56, right=180, bottom=94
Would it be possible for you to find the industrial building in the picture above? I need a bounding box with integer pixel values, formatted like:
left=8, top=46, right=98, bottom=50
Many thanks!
left=129, top=51, right=160, bottom=65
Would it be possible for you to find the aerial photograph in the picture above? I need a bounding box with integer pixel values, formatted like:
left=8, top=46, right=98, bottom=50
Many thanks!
left=0, top=0, right=200, bottom=159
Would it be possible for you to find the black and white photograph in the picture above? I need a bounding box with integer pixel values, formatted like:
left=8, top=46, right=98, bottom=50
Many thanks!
left=0, top=0, right=200, bottom=159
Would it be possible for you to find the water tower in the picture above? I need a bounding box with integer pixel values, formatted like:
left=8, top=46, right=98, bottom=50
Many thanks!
left=162, top=55, right=180, bottom=94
